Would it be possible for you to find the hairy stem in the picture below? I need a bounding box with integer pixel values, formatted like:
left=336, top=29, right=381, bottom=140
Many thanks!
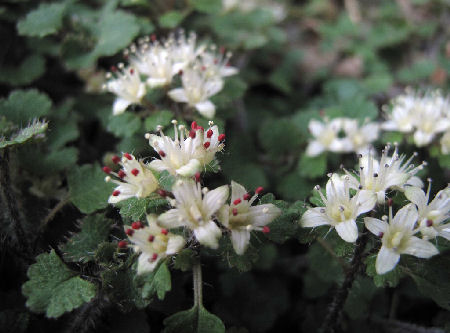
left=193, top=258, right=203, bottom=307
left=0, top=149, right=30, bottom=255
left=41, top=194, right=71, bottom=230
left=319, top=233, right=368, bottom=333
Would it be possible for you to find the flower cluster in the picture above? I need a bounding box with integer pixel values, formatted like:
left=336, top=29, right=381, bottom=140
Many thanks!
left=222, top=0, right=287, bottom=22
left=301, top=146, right=447, bottom=275
left=306, top=117, right=379, bottom=156
left=105, top=120, right=281, bottom=274
left=382, top=90, right=450, bottom=152
left=103, top=31, right=238, bottom=119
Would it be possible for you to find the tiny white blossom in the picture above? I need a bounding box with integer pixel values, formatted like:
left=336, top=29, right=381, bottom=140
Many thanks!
left=364, top=204, right=438, bottom=275
left=382, top=93, right=417, bottom=133
left=217, top=181, right=281, bottom=255
left=158, top=180, right=229, bottom=249
left=346, top=145, right=426, bottom=204
left=168, top=67, right=224, bottom=119
left=105, top=153, right=158, bottom=204
left=306, top=118, right=351, bottom=157
left=301, top=174, right=376, bottom=243
left=105, top=65, right=146, bottom=115
left=124, top=215, right=185, bottom=274
left=342, top=119, right=379, bottom=154
left=440, top=130, right=450, bottom=155
left=405, top=185, right=450, bottom=240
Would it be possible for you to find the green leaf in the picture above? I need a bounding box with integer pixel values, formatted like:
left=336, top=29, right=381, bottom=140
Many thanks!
left=258, top=118, right=302, bottom=156
left=297, top=154, right=327, bottom=179
left=141, top=261, right=171, bottom=300
left=17, top=2, right=66, bottom=37
left=144, top=110, right=174, bottom=132
left=68, top=163, right=115, bottom=214
left=158, top=170, right=177, bottom=191
left=22, top=250, right=96, bottom=318
left=164, top=304, right=225, bottom=333
left=61, top=214, right=113, bottom=263
left=218, top=237, right=259, bottom=272
left=107, top=113, right=142, bottom=138
left=343, top=276, right=377, bottom=319
left=0, top=54, right=45, bottom=86
left=173, top=249, right=195, bottom=272
left=47, top=122, right=79, bottom=150
left=115, top=195, right=168, bottom=221
left=0, top=120, right=48, bottom=149
left=365, top=255, right=403, bottom=288
left=190, top=0, right=222, bottom=14
left=402, top=254, right=450, bottom=310
left=159, top=11, right=185, bottom=29
left=0, top=89, right=52, bottom=124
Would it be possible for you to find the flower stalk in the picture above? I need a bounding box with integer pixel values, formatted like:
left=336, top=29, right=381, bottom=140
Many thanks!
left=193, top=258, right=203, bottom=307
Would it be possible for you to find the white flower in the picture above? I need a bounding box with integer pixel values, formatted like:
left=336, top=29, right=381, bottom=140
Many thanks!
left=342, top=119, right=379, bottom=154
left=405, top=185, right=450, bottom=240
left=104, top=153, right=158, bottom=204
left=365, top=204, right=438, bottom=275
left=441, top=130, right=450, bottom=155
left=301, top=174, right=376, bottom=243
left=124, top=215, right=185, bottom=274
left=146, top=120, right=225, bottom=177
left=346, top=145, right=426, bottom=204
left=217, top=181, right=281, bottom=255
left=306, top=118, right=352, bottom=157
left=157, top=180, right=229, bottom=249
left=198, top=48, right=238, bottom=80
left=104, top=64, right=146, bottom=115
left=382, top=93, right=417, bottom=133
left=171, top=31, right=207, bottom=70
left=168, top=67, right=224, bottom=119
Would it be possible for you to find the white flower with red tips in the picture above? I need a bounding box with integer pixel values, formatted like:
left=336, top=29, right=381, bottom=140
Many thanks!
left=405, top=185, right=450, bottom=240
left=191, top=121, right=226, bottom=167
left=217, top=181, right=281, bottom=255
left=157, top=180, right=229, bottom=249
left=104, top=64, right=146, bottom=115
left=104, top=153, right=158, bottom=204
left=301, top=174, right=376, bottom=243
left=168, top=67, right=224, bottom=119
left=364, top=203, right=438, bottom=275
left=346, top=145, right=426, bottom=204
left=123, top=215, right=185, bottom=274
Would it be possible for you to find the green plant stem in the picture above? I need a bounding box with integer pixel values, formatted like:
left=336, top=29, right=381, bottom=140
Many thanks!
left=193, top=258, right=203, bottom=307
left=319, top=233, right=368, bottom=333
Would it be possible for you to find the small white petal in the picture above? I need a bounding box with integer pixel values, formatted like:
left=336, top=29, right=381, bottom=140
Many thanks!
left=231, top=181, right=247, bottom=202
left=194, top=221, right=222, bottom=249
left=166, top=235, right=186, bottom=255
left=402, top=236, right=439, bottom=258
left=158, top=209, right=185, bottom=228
left=113, top=98, right=131, bottom=115
left=355, top=190, right=376, bottom=215
left=392, top=204, right=418, bottom=230
left=231, top=230, right=251, bottom=255
left=301, top=208, right=330, bottom=228
left=306, top=141, right=325, bottom=157
left=195, top=100, right=216, bottom=119
left=376, top=246, right=400, bottom=275
left=176, top=159, right=201, bottom=177
left=137, top=253, right=160, bottom=274
left=248, top=204, right=281, bottom=227
left=364, top=217, right=388, bottom=236
left=335, top=219, right=358, bottom=243
left=405, top=186, right=427, bottom=210
left=168, top=88, right=189, bottom=103
left=203, top=185, right=229, bottom=217
left=308, top=120, right=325, bottom=137
left=147, top=77, right=169, bottom=88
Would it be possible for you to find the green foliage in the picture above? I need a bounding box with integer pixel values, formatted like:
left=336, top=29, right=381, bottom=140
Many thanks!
left=144, top=110, right=174, bottom=131
left=0, top=54, right=45, bottom=86
left=173, top=249, right=196, bottom=272
left=164, top=305, right=225, bottom=333
left=17, top=2, right=67, bottom=37
left=158, top=170, right=177, bottom=191
left=190, top=0, right=222, bottom=14
left=258, top=117, right=302, bottom=157
left=61, top=213, right=113, bottom=263
left=218, top=237, right=259, bottom=272
left=116, top=195, right=168, bottom=221
left=141, top=261, right=172, bottom=300
left=0, top=120, right=48, bottom=149
left=0, top=89, right=51, bottom=124
left=107, top=113, right=142, bottom=138
left=159, top=11, right=185, bottom=29
left=365, top=255, right=403, bottom=288
left=344, top=276, right=378, bottom=320
left=68, top=163, right=115, bottom=214
left=22, top=250, right=96, bottom=318
left=297, top=154, right=327, bottom=179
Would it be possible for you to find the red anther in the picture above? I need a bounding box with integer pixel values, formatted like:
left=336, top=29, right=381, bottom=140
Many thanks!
left=201, top=65, right=206, bottom=71
left=148, top=235, right=155, bottom=242
left=124, top=153, right=132, bottom=160
left=159, top=150, right=166, bottom=157
left=387, top=198, right=393, bottom=207
left=233, top=198, right=241, bottom=205
left=102, top=166, right=112, bottom=174
left=207, top=129, right=213, bottom=138
left=157, top=189, right=168, bottom=197
left=112, top=190, right=120, bottom=196
left=161, top=228, right=168, bottom=235
left=243, top=193, right=251, bottom=200
left=110, top=65, right=117, bottom=72
left=131, top=221, right=144, bottom=229
left=191, top=121, right=198, bottom=130
left=189, top=130, right=196, bottom=139
left=118, top=170, right=126, bottom=179
left=126, top=229, right=134, bottom=236
left=123, top=54, right=129, bottom=60
left=426, top=219, right=433, bottom=227
left=203, top=142, right=210, bottom=149
left=262, top=226, right=270, bottom=234
left=255, top=187, right=264, bottom=195
left=219, top=46, right=225, bottom=54
left=151, top=253, right=158, bottom=262
left=131, top=168, right=139, bottom=176
left=378, top=232, right=384, bottom=238
left=129, top=68, right=134, bottom=75
left=112, top=155, right=120, bottom=164
left=151, top=34, right=156, bottom=41
left=197, top=126, right=204, bottom=132
left=218, top=134, right=226, bottom=142
left=194, top=172, right=201, bottom=183
left=232, top=208, right=238, bottom=216
left=118, top=240, right=128, bottom=249
left=178, top=70, right=183, bottom=75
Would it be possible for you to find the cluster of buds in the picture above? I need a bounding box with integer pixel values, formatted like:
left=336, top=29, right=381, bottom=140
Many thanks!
left=103, top=31, right=238, bottom=119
